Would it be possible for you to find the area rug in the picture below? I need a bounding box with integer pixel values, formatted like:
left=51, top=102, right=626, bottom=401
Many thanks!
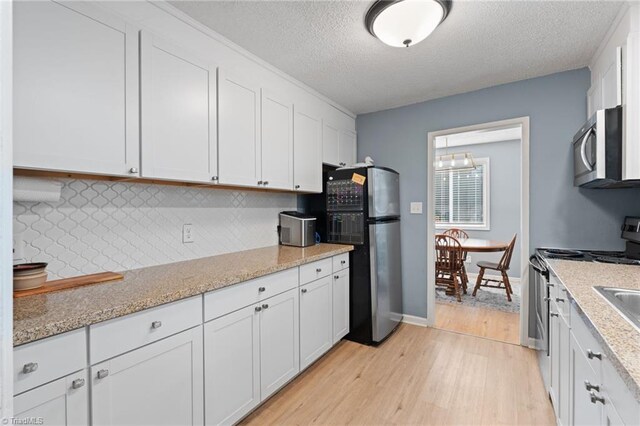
left=435, top=277, right=521, bottom=314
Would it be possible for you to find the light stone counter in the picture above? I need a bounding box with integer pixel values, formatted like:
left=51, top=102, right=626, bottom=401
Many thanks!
left=14, top=243, right=353, bottom=346
left=546, top=259, right=640, bottom=400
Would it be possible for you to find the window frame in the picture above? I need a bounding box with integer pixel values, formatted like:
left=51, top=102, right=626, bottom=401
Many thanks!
left=435, top=157, right=490, bottom=231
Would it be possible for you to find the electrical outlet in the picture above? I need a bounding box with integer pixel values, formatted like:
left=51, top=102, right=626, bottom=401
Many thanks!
left=182, top=224, right=194, bottom=243
left=13, top=233, right=25, bottom=262
left=410, top=202, right=423, bottom=214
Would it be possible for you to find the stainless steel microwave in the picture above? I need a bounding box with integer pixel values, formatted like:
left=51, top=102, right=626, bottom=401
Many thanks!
left=573, top=106, right=622, bottom=188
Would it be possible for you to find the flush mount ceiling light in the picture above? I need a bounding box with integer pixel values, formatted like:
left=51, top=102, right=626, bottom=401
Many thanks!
left=366, top=0, right=451, bottom=48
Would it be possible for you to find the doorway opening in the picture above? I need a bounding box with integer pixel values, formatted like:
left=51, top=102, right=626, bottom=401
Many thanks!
left=426, top=117, right=530, bottom=346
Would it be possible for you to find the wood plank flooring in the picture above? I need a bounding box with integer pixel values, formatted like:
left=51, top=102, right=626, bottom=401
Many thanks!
left=434, top=302, right=520, bottom=345
left=242, top=324, right=554, bottom=425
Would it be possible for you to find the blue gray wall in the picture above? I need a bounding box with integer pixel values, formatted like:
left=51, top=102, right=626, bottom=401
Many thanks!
left=356, top=68, right=640, bottom=318
left=436, top=139, right=521, bottom=277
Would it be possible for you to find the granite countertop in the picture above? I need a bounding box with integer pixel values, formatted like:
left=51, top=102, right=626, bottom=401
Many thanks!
left=546, top=259, right=640, bottom=399
left=14, top=243, right=353, bottom=346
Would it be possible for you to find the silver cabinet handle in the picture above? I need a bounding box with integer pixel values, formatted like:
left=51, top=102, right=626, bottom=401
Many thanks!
left=587, top=349, right=602, bottom=360
left=129, top=167, right=138, bottom=174
left=316, top=268, right=322, bottom=273
left=151, top=321, right=162, bottom=329
left=72, top=378, right=85, bottom=389
left=97, top=369, right=109, bottom=379
left=262, top=304, right=269, bottom=309
left=341, top=260, right=346, bottom=264
left=263, top=181, right=269, bottom=186
left=295, top=185, right=301, bottom=189
left=543, top=297, right=550, bottom=302
left=258, top=286, right=266, bottom=292
left=22, top=362, right=38, bottom=374
left=550, top=312, right=559, bottom=317
left=212, top=176, right=218, bottom=181
left=584, top=381, right=600, bottom=392
left=546, top=283, right=555, bottom=288
left=334, top=275, right=339, bottom=279
left=257, top=181, right=263, bottom=185
left=301, top=288, right=308, bottom=293
left=556, top=298, right=565, bottom=303
left=589, top=391, right=605, bottom=404
left=255, top=306, right=262, bottom=312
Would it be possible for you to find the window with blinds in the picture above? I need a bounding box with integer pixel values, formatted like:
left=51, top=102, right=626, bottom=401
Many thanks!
left=435, top=158, right=489, bottom=229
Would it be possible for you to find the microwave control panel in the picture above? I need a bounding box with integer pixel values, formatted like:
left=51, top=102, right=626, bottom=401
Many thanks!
left=326, top=179, right=364, bottom=211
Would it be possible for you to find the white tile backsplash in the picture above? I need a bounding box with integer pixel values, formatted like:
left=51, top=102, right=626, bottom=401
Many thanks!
left=13, top=179, right=296, bottom=279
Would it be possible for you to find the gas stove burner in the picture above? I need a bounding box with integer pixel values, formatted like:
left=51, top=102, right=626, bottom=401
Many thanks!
left=542, top=249, right=585, bottom=258
left=593, top=256, right=640, bottom=265
left=586, top=250, right=625, bottom=258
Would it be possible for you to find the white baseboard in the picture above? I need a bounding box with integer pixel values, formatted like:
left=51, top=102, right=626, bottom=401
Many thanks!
left=466, top=272, right=521, bottom=285
left=402, top=314, right=428, bottom=327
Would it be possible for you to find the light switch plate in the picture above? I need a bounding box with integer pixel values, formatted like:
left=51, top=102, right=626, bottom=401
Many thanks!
left=410, top=202, right=423, bottom=214
left=182, top=224, right=194, bottom=243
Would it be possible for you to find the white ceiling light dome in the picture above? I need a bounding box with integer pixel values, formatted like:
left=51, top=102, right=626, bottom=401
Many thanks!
left=366, top=0, right=451, bottom=48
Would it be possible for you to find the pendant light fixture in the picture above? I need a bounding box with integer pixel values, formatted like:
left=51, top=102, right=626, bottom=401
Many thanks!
left=365, top=0, right=452, bottom=48
left=435, top=137, right=476, bottom=171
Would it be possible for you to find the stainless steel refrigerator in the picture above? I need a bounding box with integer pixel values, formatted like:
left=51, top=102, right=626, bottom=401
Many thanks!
left=325, top=166, right=403, bottom=345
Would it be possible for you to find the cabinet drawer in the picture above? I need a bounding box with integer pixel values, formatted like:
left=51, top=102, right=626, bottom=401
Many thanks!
left=299, top=258, right=332, bottom=285
left=90, top=296, right=202, bottom=364
left=332, top=253, right=349, bottom=272
left=570, top=303, right=604, bottom=375
left=14, top=328, right=86, bottom=395
left=205, top=268, right=298, bottom=321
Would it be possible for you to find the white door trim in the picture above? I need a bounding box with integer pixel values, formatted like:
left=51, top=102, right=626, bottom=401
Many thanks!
left=426, top=116, right=530, bottom=346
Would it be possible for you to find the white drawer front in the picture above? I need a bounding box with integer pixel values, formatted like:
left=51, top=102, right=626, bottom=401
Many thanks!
left=14, top=328, right=86, bottom=395
left=332, top=253, right=349, bottom=272
left=90, top=296, right=202, bottom=364
left=299, top=258, right=332, bottom=285
left=205, top=268, right=298, bottom=322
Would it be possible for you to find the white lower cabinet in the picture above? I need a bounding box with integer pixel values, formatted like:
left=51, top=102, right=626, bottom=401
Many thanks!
left=14, top=370, right=89, bottom=426
left=91, top=326, right=204, bottom=426
left=205, top=288, right=300, bottom=425
left=300, top=276, right=333, bottom=370
left=569, top=332, right=602, bottom=426
left=332, top=268, right=350, bottom=344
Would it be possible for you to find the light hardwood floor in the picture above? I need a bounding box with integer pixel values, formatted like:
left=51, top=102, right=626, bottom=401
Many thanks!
left=242, top=324, right=554, bottom=425
left=434, top=302, right=521, bottom=345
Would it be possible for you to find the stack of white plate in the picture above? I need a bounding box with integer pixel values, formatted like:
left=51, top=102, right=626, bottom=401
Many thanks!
left=13, top=262, right=48, bottom=291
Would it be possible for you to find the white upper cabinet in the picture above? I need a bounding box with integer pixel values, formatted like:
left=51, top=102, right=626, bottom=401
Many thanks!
left=140, top=32, right=217, bottom=184
left=13, top=0, right=139, bottom=177
left=293, top=106, right=323, bottom=193
left=322, top=122, right=340, bottom=167
left=338, top=130, right=357, bottom=168
left=261, top=90, right=293, bottom=190
left=218, top=69, right=261, bottom=187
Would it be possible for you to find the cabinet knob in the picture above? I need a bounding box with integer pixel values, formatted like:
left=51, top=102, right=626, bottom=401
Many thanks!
left=341, top=260, right=346, bottom=264
left=334, top=275, right=339, bottom=279
left=301, top=288, right=308, bottom=293
left=263, top=181, right=269, bottom=186
left=151, top=321, right=162, bottom=329
left=589, top=391, right=605, bottom=405
left=546, top=283, right=555, bottom=288
left=22, top=362, right=38, bottom=374
left=255, top=306, right=262, bottom=312
left=262, top=304, right=269, bottom=309
left=316, top=268, right=322, bottom=273
left=129, top=167, right=138, bottom=174
left=555, top=298, right=565, bottom=303
left=549, top=312, right=559, bottom=317
left=72, top=378, right=85, bottom=389
left=543, top=297, right=550, bottom=302
left=586, top=349, right=602, bottom=360
left=258, top=286, right=266, bottom=292
left=295, top=185, right=301, bottom=189
left=258, top=181, right=263, bottom=185
left=584, top=380, right=600, bottom=392
left=212, top=176, right=218, bottom=181
left=97, top=369, right=109, bottom=379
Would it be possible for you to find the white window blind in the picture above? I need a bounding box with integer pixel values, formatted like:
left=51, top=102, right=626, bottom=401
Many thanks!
left=435, top=158, right=489, bottom=229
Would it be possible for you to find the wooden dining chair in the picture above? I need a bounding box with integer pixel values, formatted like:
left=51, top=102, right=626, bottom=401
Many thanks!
left=443, top=228, right=470, bottom=289
left=472, top=234, right=517, bottom=302
left=435, top=234, right=466, bottom=302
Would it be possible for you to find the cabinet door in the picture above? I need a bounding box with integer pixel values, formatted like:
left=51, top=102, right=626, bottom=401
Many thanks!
left=569, top=333, right=603, bottom=426
left=14, top=370, right=88, bottom=426
left=300, top=276, right=333, bottom=370
left=91, top=327, right=203, bottom=426
left=338, top=130, right=356, bottom=168
left=332, top=268, right=350, bottom=344
left=558, top=315, right=571, bottom=426
left=14, top=0, right=139, bottom=176
left=261, top=90, right=293, bottom=190
left=204, top=304, right=260, bottom=425
left=293, top=106, right=322, bottom=193
left=601, top=46, right=623, bottom=110
left=218, top=69, right=261, bottom=187
left=549, top=305, right=560, bottom=414
left=140, top=32, right=217, bottom=183
left=322, top=122, right=340, bottom=166
left=260, top=288, right=299, bottom=400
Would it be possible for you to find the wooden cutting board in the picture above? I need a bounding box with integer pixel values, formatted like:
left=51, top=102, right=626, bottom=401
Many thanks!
left=14, top=272, right=124, bottom=298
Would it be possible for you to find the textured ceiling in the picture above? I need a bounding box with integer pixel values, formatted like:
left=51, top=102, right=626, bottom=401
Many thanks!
left=170, top=0, right=624, bottom=114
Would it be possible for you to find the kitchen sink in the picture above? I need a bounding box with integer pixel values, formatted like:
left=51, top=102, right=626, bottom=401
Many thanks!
left=594, top=287, right=640, bottom=331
